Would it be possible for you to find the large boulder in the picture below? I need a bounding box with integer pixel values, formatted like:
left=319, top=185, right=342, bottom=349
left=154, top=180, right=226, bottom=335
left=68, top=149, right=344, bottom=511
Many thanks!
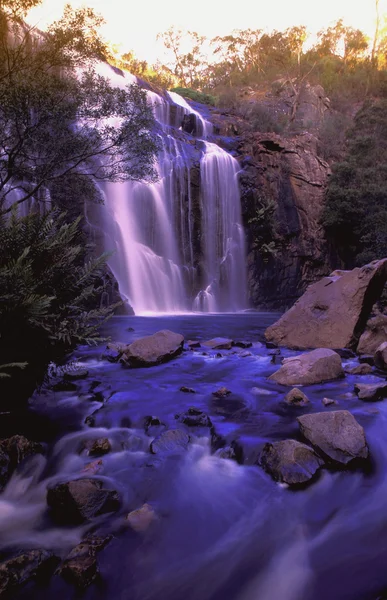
left=47, top=479, right=120, bottom=524
left=259, top=439, right=324, bottom=485
left=265, top=259, right=387, bottom=349
left=357, top=313, right=387, bottom=354
left=269, top=348, right=343, bottom=386
left=297, top=411, right=368, bottom=465
left=120, top=330, right=184, bottom=367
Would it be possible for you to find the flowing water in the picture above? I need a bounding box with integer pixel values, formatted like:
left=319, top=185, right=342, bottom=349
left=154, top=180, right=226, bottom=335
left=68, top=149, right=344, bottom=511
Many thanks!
left=2, top=314, right=387, bottom=600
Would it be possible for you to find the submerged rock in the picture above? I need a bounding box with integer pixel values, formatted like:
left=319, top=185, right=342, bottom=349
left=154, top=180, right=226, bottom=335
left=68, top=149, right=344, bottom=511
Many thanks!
left=375, top=342, right=387, bottom=371
left=150, top=429, right=190, bottom=455
left=0, top=550, right=59, bottom=597
left=297, top=410, right=368, bottom=465
left=126, top=503, right=156, bottom=532
left=269, top=349, right=343, bottom=386
left=47, top=478, right=120, bottom=524
left=345, top=364, right=373, bottom=375
left=120, top=330, right=184, bottom=367
left=322, top=397, right=338, bottom=406
left=59, top=536, right=112, bottom=588
left=233, top=341, right=252, bottom=348
left=212, top=387, right=231, bottom=398
left=265, top=259, right=387, bottom=349
left=284, top=387, right=309, bottom=406
left=180, top=386, right=196, bottom=394
left=203, top=337, right=233, bottom=350
left=215, top=439, right=244, bottom=464
left=354, top=382, right=387, bottom=402
left=259, top=439, right=323, bottom=485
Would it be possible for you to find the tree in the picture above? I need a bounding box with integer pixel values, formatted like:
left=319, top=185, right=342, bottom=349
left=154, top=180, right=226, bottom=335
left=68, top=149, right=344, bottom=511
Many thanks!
left=0, top=2, right=159, bottom=215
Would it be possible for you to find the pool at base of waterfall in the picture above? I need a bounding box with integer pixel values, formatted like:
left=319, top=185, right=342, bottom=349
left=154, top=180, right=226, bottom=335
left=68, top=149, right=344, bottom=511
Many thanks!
left=2, top=313, right=387, bottom=600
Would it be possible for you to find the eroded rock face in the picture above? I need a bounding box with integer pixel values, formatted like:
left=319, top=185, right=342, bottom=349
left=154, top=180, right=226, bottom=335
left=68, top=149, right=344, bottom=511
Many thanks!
left=297, top=411, right=368, bottom=465
left=269, top=349, right=343, bottom=386
left=120, top=330, right=184, bottom=367
left=357, top=313, right=387, bottom=354
left=259, top=439, right=323, bottom=485
left=47, top=479, right=120, bottom=524
left=265, top=260, right=387, bottom=349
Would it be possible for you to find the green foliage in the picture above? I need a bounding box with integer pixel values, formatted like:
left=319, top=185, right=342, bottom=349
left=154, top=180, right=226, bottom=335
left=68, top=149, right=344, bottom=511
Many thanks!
left=317, top=112, right=352, bottom=161
left=170, top=87, right=216, bottom=106
left=244, top=103, right=288, bottom=134
left=322, top=99, right=387, bottom=266
left=0, top=210, right=118, bottom=365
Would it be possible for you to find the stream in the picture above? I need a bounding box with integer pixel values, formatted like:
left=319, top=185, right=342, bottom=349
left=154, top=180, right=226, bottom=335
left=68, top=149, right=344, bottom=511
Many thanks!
left=2, top=312, right=387, bottom=600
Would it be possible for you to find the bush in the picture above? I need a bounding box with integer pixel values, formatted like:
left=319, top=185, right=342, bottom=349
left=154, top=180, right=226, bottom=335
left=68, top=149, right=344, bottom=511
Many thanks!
left=170, top=87, right=216, bottom=106
left=244, top=103, right=288, bottom=134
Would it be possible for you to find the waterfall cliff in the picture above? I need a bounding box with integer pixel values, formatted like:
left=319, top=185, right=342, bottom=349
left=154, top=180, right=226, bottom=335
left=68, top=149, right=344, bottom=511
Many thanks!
left=98, top=64, right=247, bottom=314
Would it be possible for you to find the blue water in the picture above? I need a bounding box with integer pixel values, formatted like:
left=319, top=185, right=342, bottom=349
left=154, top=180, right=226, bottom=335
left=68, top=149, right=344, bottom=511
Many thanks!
left=4, top=313, right=387, bottom=600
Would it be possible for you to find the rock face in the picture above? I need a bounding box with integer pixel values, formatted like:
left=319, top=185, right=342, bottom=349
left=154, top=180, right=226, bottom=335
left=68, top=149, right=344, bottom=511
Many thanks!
left=265, top=260, right=387, bottom=350
left=259, top=439, right=324, bottom=485
left=47, top=479, right=120, bottom=524
left=120, top=330, right=184, bottom=367
left=375, top=342, right=387, bottom=370
left=269, top=349, right=343, bottom=386
left=357, top=313, right=387, bottom=354
left=297, top=411, right=368, bottom=465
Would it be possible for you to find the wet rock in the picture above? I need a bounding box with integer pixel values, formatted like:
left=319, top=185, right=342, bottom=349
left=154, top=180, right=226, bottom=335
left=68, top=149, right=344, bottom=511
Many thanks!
left=150, top=429, right=190, bottom=455
left=259, top=439, right=323, bottom=485
left=233, top=341, right=252, bottom=349
left=187, top=340, right=201, bottom=349
left=297, top=410, right=368, bottom=465
left=266, top=341, right=279, bottom=349
left=182, top=113, right=197, bottom=134
left=47, top=478, right=121, bottom=524
left=203, top=337, right=233, bottom=350
left=127, top=327, right=135, bottom=332
left=357, top=313, right=387, bottom=354
left=59, top=536, right=112, bottom=588
left=268, top=348, right=281, bottom=356
left=87, top=438, right=111, bottom=457
left=335, top=348, right=356, bottom=359
left=354, top=382, right=387, bottom=401
left=126, top=503, right=156, bottom=532
left=0, top=550, right=60, bottom=597
left=265, top=259, right=387, bottom=350
left=359, top=355, right=375, bottom=366
left=81, top=459, right=103, bottom=475
left=180, top=386, right=196, bottom=393
left=345, top=364, right=373, bottom=375
left=240, top=351, right=252, bottom=357
left=322, top=397, right=338, bottom=406
left=120, top=330, right=184, bottom=367
left=215, top=439, right=244, bottom=464
left=215, top=353, right=223, bottom=358
left=177, top=407, right=212, bottom=428
left=284, top=387, right=309, bottom=406
left=212, top=387, right=231, bottom=398
left=375, top=342, right=387, bottom=371
left=63, top=368, right=89, bottom=381
left=0, top=436, right=43, bottom=491
left=269, top=349, right=344, bottom=386
left=52, top=380, right=78, bottom=392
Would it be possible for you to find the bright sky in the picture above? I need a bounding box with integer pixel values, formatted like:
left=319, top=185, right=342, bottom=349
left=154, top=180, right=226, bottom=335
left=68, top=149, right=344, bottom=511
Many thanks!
left=27, top=0, right=387, bottom=64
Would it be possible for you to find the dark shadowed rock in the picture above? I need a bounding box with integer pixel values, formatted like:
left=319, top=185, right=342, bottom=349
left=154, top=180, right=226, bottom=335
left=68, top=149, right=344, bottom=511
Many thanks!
left=59, top=536, right=112, bottom=588
left=120, top=330, right=184, bottom=367
left=357, top=313, right=387, bottom=354
left=215, top=439, right=244, bottom=464
left=233, top=341, right=253, bottom=348
left=375, top=342, right=387, bottom=371
left=87, top=438, right=111, bottom=457
left=269, top=349, right=343, bottom=386
left=187, top=340, right=201, bottom=349
left=203, top=338, right=233, bottom=350
left=0, top=550, right=59, bottom=597
left=212, top=387, right=231, bottom=398
left=354, top=382, right=387, bottom=401
left=297, top=410, right=368, bottom=465
left=259, top=439, right=324, bottom=485
left=0, top=436, right=43, bottom=491
left=265, top=259, right=387, bottom=349
left=345, top=364, right=373, bottom=375
left=180, top=386, right=196, bottom=394
left=284, top=387, right=309, bottom=406
left=150, top=429, right=190, bottom=455
left=359, top=355, right=375, bottom=366
left=177, top=407, right=212, bottom=428
left=47, top=479, right=120, bottom=524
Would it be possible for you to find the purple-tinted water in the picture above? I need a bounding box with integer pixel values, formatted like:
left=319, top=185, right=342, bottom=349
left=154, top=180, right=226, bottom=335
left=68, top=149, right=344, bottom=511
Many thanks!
left=3, top=313, right=387, bottom=600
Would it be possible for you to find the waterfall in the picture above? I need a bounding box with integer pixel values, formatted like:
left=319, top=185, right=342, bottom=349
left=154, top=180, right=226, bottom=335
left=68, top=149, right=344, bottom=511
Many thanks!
left=99, top=64, right=247, bottom=314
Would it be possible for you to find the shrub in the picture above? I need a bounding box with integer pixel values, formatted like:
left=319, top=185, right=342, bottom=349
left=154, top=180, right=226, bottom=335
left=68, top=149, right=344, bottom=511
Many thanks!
left=170, top=87, right=216, bottom=106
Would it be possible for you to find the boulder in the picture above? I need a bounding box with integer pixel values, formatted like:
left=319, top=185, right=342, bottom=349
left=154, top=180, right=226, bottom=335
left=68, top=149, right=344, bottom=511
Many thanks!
left=59, top=536, right=111, bottom=588
left=297, top=411, right=368, bottom=465
left=47, top=479, right=120, bottom=524
left=126, top=503, right=156, bottom=532
left=150, top=429, right=190, bottom=455
left=265, top=259, right=387, bottom=349
left=120, top=330, right=184, bottom=367
left=284, top=387, right=309, bottom=406
left=0, top=550, right=59, bottom=597
left=203, top=337, right=233, bottom=350
left=259, top=439, right=324, bottom=485
left=87, top=438, right=111, bottom=457
left=375, top=342, right=387, bottom=371
left=177, top=407, right=212, bottom=428
left=357, top=313, right=387, bottom=354
left=212, top=387, right=231, bottom=398
left=215, top=440, right=244, bottom=464
left=187, top=340, right=201, bottom=349
left=354, top=382, right=387, bottom=401
left=345, top=364, right=373, bottom=375
left=322, top=397, right=337, bottom=406
left=269, top=349, right=343, bottom=386
left=180, top=386, right=196, bottom=394
left=233, top=341, right=253, bottom=349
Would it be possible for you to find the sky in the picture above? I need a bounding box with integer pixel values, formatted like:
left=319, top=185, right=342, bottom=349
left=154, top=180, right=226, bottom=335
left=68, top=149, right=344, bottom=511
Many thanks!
left=27, top=0, right=387, bottom=64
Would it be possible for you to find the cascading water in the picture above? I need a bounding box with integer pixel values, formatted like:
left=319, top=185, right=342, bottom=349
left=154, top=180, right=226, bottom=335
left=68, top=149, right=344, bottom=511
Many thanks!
left=99, top=64, right=247, bottom=314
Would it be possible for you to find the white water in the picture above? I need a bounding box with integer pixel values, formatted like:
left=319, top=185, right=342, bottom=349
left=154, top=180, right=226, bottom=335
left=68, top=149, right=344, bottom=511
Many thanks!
left=95, top=65, right=247, bottom=314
